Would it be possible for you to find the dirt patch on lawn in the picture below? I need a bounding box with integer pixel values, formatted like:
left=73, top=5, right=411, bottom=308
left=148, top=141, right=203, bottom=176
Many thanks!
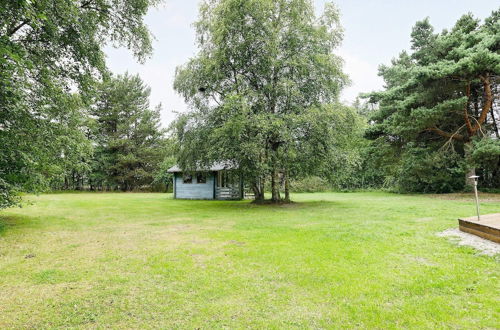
left=227, top=240, right=245, bottom=246
left=414, top=217, right=434, bottom=222
left=408, top=256, right=437, bottom=266
left=437, top=228, right=500, bottom=256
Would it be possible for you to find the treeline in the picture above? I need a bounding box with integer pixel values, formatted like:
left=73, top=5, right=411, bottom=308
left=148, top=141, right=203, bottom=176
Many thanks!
left=1, top=0, right=499, bottom=209
left=171, top=2, right=499, bottom=198
left=287, top=8, right=499, bottom=194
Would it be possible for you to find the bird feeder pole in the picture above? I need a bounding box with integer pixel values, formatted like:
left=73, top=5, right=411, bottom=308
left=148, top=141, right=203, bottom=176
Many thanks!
left=469, top=175, right=480, bottom=221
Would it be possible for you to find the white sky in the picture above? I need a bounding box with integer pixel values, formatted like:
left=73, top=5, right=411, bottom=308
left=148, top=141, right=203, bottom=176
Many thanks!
left=105, top=0, right=498, bottom=127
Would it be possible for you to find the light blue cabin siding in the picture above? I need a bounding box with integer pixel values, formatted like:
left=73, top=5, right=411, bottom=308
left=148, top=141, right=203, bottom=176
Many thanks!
left=174, top=173, right=215, bottom=199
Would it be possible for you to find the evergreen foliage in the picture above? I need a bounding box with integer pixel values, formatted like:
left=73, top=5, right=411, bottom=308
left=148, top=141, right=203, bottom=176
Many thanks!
left=89, top=74, right=166, bottom=191
left=365, top=9, right=500, bottom=192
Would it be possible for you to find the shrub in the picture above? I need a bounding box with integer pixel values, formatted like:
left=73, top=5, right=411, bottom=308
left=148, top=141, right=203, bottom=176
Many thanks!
left=396, top=148, right=465, bottom=193
left=0, top=178, right=19, bottom=209
left=290, top=176, right=331, bottom=193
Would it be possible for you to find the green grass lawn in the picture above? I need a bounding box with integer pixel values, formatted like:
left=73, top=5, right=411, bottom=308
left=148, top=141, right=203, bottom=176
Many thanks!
left=0, top=192, right=499, bottom=328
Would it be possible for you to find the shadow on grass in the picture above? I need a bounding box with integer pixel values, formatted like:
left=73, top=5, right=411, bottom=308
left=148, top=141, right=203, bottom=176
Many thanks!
left=0, top=215, right=20, bottom=235
left=0, top=214, right=41, bottom=236
left=173, top=199, right=343, bottom=212
left=248, top=200, right=341, bottom=209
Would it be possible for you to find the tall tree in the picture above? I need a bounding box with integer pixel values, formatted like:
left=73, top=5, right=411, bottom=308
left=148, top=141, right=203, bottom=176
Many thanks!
left=366, top=10, right=500, bottom=192
left=0, top=0, right=160, bottom=207
left=173, top=0, right=348, bottom=202
left=91, top=73, right=165, bottom=191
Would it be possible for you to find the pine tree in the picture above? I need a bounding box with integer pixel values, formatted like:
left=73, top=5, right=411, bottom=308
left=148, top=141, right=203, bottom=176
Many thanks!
left=366, top=10, right=500, bottom=192
left=91, top=73, right=165, bottom=191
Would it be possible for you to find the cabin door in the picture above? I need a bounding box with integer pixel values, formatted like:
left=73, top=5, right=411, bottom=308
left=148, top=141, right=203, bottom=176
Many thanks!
left=216, top=171, right=240, bottom=199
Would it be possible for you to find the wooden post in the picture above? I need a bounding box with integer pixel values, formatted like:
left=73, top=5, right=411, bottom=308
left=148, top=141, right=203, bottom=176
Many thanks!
left=473, top=179, right=480, bottom=221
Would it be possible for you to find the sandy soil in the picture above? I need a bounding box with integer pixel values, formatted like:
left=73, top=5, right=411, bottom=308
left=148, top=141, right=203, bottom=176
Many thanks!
left=437, top=228, right=500, bottom=256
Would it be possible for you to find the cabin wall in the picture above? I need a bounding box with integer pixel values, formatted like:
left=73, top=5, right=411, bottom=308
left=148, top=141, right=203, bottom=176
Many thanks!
left=174, top=172, right=215, bottom=200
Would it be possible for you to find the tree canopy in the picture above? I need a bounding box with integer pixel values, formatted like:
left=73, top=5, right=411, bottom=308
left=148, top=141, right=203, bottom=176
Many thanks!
left=173, top=0, right=352, bottom=202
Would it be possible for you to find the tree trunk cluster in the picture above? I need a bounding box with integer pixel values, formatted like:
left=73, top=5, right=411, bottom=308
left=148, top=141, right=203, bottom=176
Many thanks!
left=251, top=168, right=291, bottom=204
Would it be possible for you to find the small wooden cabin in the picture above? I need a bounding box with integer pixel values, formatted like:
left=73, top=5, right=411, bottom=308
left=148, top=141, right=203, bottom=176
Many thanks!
left=167, top=162, right=243, bottom=200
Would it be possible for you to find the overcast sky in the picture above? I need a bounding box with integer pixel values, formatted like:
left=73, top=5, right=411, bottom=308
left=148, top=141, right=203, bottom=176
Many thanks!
left=105, top=0, right=497, bottom=127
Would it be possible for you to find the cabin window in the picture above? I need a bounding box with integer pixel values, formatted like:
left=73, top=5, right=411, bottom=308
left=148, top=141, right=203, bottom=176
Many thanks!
left=183, top=174, right=192, bottom=184
left=197, top=173, right=207, bottom=184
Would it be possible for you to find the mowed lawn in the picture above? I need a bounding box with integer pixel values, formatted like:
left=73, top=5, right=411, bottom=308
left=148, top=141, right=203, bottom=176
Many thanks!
left=0, top=192, right=499, bottom=328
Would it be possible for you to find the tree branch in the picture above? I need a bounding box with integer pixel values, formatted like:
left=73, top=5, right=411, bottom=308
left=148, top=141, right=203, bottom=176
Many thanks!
left=8, top=21, right=29, bottom=37
left=80, top=0, right=94, bottom=8
left=464, top=82, right=473, bottom=137
left=490, top=106, right=500, bottom=139
left=426, top=127, right=464, bottom=141
left=471, top=74, right=493, bottom=134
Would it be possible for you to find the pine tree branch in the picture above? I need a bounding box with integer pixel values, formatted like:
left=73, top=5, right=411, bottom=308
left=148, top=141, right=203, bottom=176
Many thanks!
left=426, top=127, right=464, bottom=141
left=464, top=82, right=474, bottom=137
left=471, top=74, right=493, bottom=134
left=490, top=106, right=500, bottom=139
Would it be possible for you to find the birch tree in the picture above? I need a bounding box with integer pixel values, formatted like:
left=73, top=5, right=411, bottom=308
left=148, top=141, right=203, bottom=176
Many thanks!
left=173, top=0, right=348, bottom=202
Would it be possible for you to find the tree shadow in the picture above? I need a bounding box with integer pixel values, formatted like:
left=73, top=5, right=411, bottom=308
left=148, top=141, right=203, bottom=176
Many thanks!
left=203, top=199, right=342, bottom=212
left=0, top=214, right=39, bottom=236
